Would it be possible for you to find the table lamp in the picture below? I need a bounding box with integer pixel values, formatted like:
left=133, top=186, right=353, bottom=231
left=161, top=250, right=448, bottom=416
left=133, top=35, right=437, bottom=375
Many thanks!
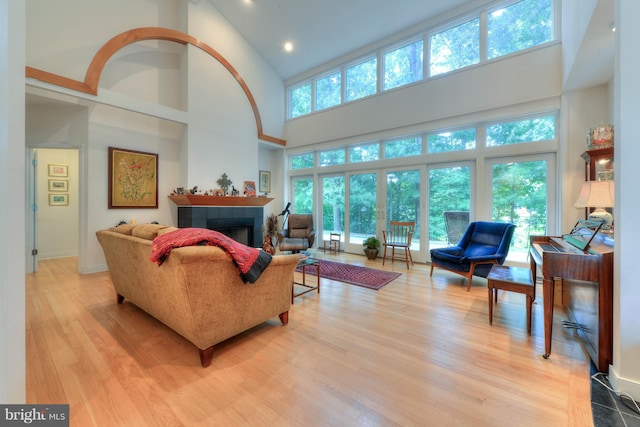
left=574, top=180, right=614, bottom=230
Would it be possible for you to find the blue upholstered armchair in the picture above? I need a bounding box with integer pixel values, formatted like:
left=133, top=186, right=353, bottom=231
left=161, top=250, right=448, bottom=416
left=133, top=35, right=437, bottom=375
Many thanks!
left=429, top=221, right=516, bottom=291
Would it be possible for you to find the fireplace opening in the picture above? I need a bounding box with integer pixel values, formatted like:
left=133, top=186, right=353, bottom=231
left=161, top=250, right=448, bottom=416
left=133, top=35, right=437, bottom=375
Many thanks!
left=207, top=218, right=254, bottom=247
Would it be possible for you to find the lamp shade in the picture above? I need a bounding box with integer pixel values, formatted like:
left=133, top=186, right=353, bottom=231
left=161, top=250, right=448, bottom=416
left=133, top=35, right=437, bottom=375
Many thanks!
left=574, top=181, right=614, bottom=208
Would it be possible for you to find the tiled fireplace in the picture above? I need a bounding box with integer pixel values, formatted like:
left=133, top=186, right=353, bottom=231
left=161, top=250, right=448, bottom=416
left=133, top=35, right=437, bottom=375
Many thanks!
left=177, top=206, right=263, bottom=248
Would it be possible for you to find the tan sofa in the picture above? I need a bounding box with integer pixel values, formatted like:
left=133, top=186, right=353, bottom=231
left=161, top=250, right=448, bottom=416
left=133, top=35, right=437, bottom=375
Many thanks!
left=96, top=223, right=300, bottom=367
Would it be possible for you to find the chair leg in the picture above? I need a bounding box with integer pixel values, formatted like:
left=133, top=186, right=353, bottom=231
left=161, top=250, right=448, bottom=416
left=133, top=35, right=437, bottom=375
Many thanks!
left=466, top=273, right=473, bottom=291
left=382, top=246, right=387, bottom=265
left=430, top=263, right=435, bottom=277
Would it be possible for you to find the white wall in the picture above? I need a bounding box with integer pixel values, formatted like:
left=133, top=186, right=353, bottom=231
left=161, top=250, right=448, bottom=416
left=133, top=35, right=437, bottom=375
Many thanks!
left=25, top=0, right=288, bottom=273
left=36, top=148, right=79, bottom=258
left=0, top=0, right=25, bottom=404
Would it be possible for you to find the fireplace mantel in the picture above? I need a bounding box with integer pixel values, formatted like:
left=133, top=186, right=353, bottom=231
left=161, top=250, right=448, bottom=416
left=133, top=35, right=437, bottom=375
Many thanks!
left=168, top=195, right=273, bottom=207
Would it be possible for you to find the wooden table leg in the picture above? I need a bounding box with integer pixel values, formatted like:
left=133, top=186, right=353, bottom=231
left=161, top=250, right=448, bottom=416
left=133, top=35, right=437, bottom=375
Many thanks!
left=488, top=286, right=494, bottom=325
left=543, top=278, right=555, bottom=358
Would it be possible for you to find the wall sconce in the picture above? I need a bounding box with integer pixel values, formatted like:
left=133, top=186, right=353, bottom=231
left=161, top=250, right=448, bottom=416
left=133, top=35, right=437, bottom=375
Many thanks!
left=574, top=181, right=615, bottom=230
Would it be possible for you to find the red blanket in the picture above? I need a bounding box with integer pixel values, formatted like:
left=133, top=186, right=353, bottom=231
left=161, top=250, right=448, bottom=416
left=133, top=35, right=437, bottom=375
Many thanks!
left=150, top=228, right=272, bottom=283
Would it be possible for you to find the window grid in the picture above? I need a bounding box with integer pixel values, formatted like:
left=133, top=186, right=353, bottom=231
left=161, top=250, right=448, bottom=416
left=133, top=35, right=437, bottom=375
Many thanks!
left=287, top=0, right=555, bottom=119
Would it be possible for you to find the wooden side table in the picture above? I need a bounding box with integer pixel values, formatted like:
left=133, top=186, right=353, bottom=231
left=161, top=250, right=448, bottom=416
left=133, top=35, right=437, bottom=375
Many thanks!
left=323, top=233, right=341, bottom=254
left=487, top=265, right=536, bottom=335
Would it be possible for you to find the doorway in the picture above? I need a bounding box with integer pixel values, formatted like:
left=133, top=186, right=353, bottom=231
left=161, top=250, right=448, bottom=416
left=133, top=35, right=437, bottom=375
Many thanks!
left=27, top=148, right=80, bottom=273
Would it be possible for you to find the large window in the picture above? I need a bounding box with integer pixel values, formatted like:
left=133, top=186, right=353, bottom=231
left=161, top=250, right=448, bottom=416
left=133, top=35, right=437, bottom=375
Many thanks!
left=316, top=71, right=341, bottom=111
left=348, top=173, right=377, bottom=245
left=346, top=57, right=377, bottom=102
left=489, top=156, right=553, bottom=262
left=350, top=143, right=380, bottom=163
left=291, top=153, right=314, bottom=170
left=319, top=149, right=346, bottom=167
left=429, top=18, right=479, bottom=77
left=385, top=137, right=422, bottom=159
left=386, top=169, right=421, bottom=248
left=486, top=115, right=555, bottom=147
left=384, top=40, right=423, bottom=90
left=428, top=165, right=472, bottom=248
left=321, top=175, right=345, bottom=240
left=289, top=83, right=311, bottom=119
left=291, top=177, right=313, bottom=214
left=488, top=0, right=553, bottom=59
left=287, top=0, right=556, bottom=119
left=428, top=128, right=476, bottom=153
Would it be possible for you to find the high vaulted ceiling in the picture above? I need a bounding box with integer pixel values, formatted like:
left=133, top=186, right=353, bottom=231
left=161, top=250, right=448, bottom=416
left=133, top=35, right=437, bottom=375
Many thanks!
left=208, top=0, right=477, bottom=80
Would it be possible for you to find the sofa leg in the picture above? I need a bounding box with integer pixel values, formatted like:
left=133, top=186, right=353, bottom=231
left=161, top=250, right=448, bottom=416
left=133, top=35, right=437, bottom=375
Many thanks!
left=199, top=346, right=214, bottom=368
left=279, top=311, right=289, bottom=325
left=117, top=294, right=125, bottom=304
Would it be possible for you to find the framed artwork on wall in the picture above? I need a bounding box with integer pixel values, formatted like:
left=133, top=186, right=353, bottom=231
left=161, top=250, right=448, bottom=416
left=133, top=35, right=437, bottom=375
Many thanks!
left=48, top=179, right=68, bottom=192
left=48, top=164, right=68, bottom=177
left=108, top=147, right=158, bottom=209
left=259, top=170, right=271, bottom=193
left=49, top=194, right=69, bottom=206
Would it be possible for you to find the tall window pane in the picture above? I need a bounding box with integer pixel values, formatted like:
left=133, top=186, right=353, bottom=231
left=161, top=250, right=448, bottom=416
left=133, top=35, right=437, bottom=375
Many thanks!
left=385, top=137, right=422, bottom=159
left=428, top=166, right=471, bottom=249
left=291, top=153, right=314, bottom=170
left=491, top=160, right=547, bottom=261
left=387, top=170, right=420, bottom=248
left=319, top=149, right=346, bottom=167
left=384, top=40, right=424, bottom=90
left=487, top=115, right=555, bottom=146
left=349, top=173, right=377, bottom=244
left=292, top=177, right=313, bottom=214
left=322, top=176, right=345, bottom=242
left=289, top=83, right=311, bottom=118
left=346, top=57, right=377, bottom=102
left=488, top=0, right=553, bottom=59
left=316, top=71, right=341, bottom=111
left=430, top=19, right=480, bottom=76
left=350, top=143, right=380, bottom=163
left=428, top=128, right=476, bottom=153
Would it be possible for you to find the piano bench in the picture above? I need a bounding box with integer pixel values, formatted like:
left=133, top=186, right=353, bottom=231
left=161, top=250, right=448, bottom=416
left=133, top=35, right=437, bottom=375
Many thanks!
left=487, top=265, right=536, bottom=335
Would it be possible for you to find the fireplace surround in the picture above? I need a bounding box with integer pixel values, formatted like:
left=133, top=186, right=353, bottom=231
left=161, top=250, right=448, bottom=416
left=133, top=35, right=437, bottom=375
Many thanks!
left=177, top=206, right=263, bottom=248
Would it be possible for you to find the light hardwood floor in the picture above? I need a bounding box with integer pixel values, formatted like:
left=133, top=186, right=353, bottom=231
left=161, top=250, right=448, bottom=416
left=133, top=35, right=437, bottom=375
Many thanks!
left=26, top=252, right=593, bottom=426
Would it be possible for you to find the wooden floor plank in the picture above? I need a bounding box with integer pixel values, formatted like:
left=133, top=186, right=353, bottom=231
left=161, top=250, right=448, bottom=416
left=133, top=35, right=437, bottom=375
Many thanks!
left=26, top=253, right=593, bottom=426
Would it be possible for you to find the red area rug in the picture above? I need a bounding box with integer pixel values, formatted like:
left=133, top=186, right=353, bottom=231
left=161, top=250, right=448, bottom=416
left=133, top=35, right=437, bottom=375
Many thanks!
left=296, top=259, right=402, bottom=290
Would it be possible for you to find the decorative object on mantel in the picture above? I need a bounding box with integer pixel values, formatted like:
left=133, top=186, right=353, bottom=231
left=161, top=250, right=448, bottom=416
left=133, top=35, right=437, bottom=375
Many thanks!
left=168, top=194, right=273, bottom=206
left=244, top=181, right=256, bottom=197
left=587, top=124, right=614, bottom=150
left=216, top=173, right=232, bottom=196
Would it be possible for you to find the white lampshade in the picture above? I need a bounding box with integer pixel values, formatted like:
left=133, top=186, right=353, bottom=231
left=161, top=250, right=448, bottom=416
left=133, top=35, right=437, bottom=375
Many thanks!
left=574, top=181, right=614, bottom=229
left=574, top=181, right=614, bottom=208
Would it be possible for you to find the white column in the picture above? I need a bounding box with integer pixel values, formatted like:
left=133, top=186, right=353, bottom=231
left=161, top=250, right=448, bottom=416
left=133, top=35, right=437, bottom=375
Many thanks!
left=0, top=0, right=26, bottom=403
left=610, top=0, right=640, bottom=401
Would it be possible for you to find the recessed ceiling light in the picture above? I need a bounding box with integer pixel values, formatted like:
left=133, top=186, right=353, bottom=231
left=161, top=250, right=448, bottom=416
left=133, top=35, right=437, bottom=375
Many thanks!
left=283, top=41, right=294, bottom=52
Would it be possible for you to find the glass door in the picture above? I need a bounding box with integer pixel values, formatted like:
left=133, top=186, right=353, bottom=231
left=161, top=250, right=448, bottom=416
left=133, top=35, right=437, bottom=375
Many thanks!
left=320, top=174, right=345, bottom=248
left=346, top=171, right=377, bottom=252
left=427, top=163, right=472, bottom=251
left=386, top=169, right=420, bottom=251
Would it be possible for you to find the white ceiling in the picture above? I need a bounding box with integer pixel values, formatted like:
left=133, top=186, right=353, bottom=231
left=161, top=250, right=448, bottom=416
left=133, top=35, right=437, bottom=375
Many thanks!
left=207, top=0, right=477, bottom=80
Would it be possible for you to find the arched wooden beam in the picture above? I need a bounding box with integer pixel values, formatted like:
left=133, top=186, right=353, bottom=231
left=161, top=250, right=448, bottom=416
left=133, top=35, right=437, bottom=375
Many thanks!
left=26, top=27, right=285, bottom=146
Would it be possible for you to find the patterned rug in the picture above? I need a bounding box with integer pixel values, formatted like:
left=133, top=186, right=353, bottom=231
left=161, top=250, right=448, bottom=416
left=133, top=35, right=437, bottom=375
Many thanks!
left=296, top=259, right=402, bottom=290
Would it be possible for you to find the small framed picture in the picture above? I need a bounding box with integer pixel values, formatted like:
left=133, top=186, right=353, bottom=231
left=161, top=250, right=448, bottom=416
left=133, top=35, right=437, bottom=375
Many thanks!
left=259, top=170, right=271, bottom=193
left=244, top=180, right=256, bottom=197
left=49, top=194, right=69, bottom=206
left=48, top=164, right=68, bottom=177
left=48, top=179, right=68, bottom=192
